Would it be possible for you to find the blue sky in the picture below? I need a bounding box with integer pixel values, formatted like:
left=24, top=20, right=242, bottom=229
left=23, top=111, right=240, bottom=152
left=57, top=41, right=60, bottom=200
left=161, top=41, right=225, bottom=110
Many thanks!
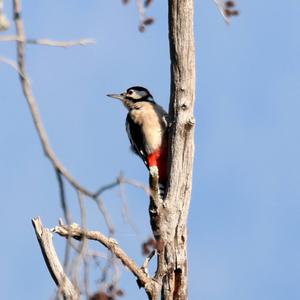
left=1, top=0, right=300, bottom=299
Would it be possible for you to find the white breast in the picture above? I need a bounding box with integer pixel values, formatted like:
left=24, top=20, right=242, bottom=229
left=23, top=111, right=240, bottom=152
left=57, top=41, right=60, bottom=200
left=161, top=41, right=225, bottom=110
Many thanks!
left=130, top=102, right=167, bottom=154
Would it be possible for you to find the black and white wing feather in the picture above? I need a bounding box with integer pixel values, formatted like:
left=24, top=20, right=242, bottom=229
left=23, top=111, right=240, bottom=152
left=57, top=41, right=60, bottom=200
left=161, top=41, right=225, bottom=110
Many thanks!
left=125, top=114, right=149, bottom=168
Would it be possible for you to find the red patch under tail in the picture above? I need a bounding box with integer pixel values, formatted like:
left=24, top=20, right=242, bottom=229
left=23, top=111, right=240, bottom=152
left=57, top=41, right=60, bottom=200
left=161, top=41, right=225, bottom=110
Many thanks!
left=147, top=145, right=168, bottom=184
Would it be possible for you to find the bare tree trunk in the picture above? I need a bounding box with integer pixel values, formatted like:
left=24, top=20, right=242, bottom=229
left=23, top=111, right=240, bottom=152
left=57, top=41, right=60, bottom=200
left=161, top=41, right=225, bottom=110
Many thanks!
left=12, top=0, right=195, bottom=298
left=149, top=0, right=195, bottom=299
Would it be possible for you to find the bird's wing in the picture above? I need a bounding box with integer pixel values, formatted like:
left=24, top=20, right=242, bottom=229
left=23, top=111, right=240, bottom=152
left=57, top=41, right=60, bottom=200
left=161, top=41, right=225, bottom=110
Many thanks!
left=126, top=114, right=149, bottom=168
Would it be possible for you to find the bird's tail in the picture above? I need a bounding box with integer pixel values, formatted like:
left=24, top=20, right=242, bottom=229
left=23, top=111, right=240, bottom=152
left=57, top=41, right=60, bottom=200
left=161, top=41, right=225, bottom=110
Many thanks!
left=158, top=181, right=167, bottom=199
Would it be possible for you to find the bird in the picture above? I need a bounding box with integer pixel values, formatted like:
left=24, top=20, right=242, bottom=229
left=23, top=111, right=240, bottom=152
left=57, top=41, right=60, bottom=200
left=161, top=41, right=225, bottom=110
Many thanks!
left=107, top=86, right=168, bottom=196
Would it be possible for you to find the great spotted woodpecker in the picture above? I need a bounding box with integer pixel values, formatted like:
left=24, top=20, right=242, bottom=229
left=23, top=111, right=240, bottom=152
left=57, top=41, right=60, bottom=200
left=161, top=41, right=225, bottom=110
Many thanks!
left=107, top=86, right=168, bottom=194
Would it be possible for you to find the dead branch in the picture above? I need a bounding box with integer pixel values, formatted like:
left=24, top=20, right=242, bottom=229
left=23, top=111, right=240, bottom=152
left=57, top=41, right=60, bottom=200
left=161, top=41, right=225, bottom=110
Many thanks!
left=70, top=192, right=89, bottom=290
left=0, top=35, right=95, bottom=47
left=94, top=173, right=150, bottom=198
left=0, top=55, right=24, bottom=77
left=136, top=0, right=146, bottom=22
left=142, top=250, right=155, bottom=276
left=27, top=38, right=95, bottom=47
left=32, top=217, right=80, bottom=300
left=13, top=0, right=96, bottom=198
left=11, top=0, right=117, bottom=236
left=120, top=175, right=151, bottom=195
left=213, top=0, right=239, bottom=23
left=56, top=169, right=72, bottom=225
left=52, top=221, right=157, bottom=294
left=213, top=0, right=230, bottom=24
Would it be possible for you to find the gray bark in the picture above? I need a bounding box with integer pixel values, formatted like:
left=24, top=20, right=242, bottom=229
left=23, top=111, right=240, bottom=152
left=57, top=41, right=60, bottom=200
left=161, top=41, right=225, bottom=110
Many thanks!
left=148, top=0, right=196, bottom=299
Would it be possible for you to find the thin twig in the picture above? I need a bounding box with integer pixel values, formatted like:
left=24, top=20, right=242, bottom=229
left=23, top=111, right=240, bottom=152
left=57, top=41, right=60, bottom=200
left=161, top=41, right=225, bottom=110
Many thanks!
left=136, top=0, right=146, bottom=23
left=111, top=257, right=121, bottom=292
left=213, top=0, right=230, bottom=24
left=100, top=251, right=115, bottom=286
left=56, top=169, right=72, bottom=225
left=71, top=192, right=89, bottom=289
left=13, top=0, right=94, bottom=198
left=119, top=181, right=141, bottom=241
left=0, top=55, right=25, bottom=77
left=120, top=175, right=150, bottom=195
left=83, top=259, right=91, bottom=299
left=96, top=197, right=115, bottom=235
left=142, top=250, right=155, bottom=277
left=94, top=174, right=150, bottom=198
left=55, top=169, right=72, bottom=271
left=94, top=178, right=121, bottom=198
left=28, top=38, right=95, bottom=47
left=93, top=174, right=151, bottom=236
left=0, top=35, right=95, bottom=47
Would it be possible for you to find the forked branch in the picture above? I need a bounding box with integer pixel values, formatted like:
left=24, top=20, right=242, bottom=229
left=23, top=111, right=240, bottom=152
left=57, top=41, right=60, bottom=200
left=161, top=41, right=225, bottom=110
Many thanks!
left=53, top=222, right=153, bottom=288
left=32, top=217, right=80, bottom=300
left=32, top=217, right=158, bottom=298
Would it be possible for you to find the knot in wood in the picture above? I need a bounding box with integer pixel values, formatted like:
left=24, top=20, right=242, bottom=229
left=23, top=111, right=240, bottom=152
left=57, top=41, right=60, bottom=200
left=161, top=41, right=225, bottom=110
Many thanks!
left=184, top=116, right=195, bottom=130
left=181, top=103, right=188, bottom=111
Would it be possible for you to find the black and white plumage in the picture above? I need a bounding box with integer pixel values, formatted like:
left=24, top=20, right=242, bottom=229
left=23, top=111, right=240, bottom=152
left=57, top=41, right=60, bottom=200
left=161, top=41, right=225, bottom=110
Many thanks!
left=107, top=86, right=169, bottom=191
left=126, top=113, right=148, bottom=166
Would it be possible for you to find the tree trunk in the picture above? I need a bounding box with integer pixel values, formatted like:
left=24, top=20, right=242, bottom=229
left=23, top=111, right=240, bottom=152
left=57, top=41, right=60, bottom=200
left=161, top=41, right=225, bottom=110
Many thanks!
left=149, top=0, right=195, bottom=299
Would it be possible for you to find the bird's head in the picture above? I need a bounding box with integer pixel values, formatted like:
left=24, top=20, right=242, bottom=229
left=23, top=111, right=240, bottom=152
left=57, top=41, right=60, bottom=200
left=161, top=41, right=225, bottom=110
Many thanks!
left=107, top=86, right=154, bottom=103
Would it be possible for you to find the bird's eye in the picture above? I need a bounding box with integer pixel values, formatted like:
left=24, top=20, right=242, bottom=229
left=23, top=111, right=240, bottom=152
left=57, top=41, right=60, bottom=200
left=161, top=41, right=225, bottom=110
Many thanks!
left=128, top=90, right=133, bottom=95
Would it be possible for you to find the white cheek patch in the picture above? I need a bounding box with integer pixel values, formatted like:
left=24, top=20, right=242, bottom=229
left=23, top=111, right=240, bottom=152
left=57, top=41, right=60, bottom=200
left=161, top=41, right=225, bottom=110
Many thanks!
left=133, top=90, right=147, bottom=99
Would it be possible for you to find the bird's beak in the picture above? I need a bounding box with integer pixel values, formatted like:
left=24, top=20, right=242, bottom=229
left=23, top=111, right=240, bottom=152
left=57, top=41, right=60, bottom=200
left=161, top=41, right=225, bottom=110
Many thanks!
left=106, top=93, right=125, bottom=100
